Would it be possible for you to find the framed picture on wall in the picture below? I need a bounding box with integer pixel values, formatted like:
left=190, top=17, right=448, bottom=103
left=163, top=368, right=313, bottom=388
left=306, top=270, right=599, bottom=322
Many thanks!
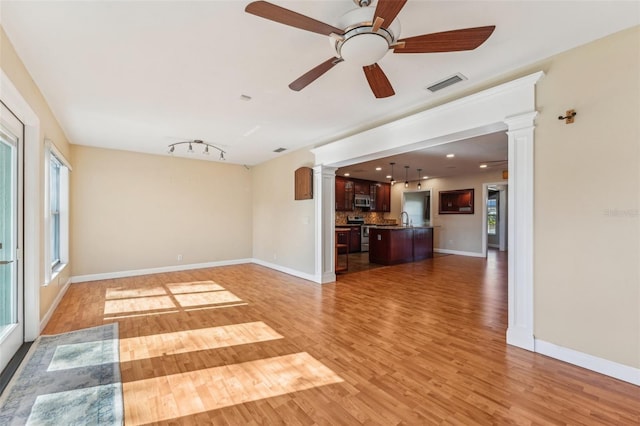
left=439, top=189, right=474, bottom=214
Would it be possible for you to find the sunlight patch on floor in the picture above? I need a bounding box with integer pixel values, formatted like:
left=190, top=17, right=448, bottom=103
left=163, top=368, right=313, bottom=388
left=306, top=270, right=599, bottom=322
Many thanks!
left=103, top=281, right=245, bottom=318
left=103, top=295, right=175, bottom=315
left=173, top=290, right=243, bottom=308
left=105, top=286, right=167, bottom=300
left=166, top=281, right=225, bottom=294
left=119, top=322, right=283, bottom=362
left=123, top=352, right=343, bottom=424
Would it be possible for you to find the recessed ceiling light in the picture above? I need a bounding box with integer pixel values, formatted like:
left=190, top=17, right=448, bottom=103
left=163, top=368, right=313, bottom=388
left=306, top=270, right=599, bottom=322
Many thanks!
left=480, top=164, right=488, bottom=168
left=386, top=175, right=392, bottom=179
left=446, top=153, right=455, bottom=158
left=344, top=173, right=350, bottom=176
left=375, top=167, right=382, bottom=171
left=423, top=176, right=429, bottom=179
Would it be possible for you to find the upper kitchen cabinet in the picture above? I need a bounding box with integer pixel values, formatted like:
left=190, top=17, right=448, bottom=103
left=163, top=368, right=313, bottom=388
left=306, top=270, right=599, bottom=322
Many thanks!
left=371, top=182, right=391, bottom=212
left=354, top=180, right=370, bottom=195
left=335, top=177, right=354, bottom=211
left=294, top=167, right=313, bottom=200
left=336, top=177, right=389, bottom=211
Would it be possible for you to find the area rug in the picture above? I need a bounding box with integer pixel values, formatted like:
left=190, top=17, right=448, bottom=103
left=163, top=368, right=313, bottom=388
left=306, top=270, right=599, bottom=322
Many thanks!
left=0, top=323, right=123, bottom=425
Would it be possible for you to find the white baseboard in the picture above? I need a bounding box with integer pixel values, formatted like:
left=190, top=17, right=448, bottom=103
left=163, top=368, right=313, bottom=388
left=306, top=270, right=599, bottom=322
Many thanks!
left=251, top=258, right=321, bottom=283
left=506, top=326, right=535, bottom=351
left=535, top=339, right=640, bottom=386
left=40, top=277, right=71, bottom=332
left=70, top=258, right=253, bottom=283
left=434, top=248, right=485, bottom=258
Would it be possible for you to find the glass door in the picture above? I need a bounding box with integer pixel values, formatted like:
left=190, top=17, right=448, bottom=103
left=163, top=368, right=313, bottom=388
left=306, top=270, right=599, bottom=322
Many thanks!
left=0, top=103, right=24, bottom=375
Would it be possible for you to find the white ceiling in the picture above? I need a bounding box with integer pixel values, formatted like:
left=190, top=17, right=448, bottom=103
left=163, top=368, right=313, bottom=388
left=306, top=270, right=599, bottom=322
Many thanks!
left=1, top=1, right=638, bottom=166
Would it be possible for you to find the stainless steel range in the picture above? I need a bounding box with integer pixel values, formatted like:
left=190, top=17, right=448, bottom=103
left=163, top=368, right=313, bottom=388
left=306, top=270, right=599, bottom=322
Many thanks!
left=346, top=216, right=367, bottom=252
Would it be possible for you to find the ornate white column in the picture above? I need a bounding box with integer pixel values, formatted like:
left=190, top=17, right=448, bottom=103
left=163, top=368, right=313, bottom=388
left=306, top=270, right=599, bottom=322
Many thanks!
left=505, top=111, right=537, bottom=351
left=314, top=165, right=338, bottom=283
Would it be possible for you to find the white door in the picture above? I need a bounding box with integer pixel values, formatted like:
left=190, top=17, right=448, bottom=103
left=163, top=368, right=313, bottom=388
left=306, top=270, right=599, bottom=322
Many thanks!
left=0, top=102, right=24, bottom=374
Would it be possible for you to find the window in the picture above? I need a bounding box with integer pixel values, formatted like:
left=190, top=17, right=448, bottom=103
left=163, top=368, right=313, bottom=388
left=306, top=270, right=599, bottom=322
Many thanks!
left=45, top=141, right=70, bottom=284
left=487, top=198, right=497, bottom=235
left=50, top=155, right=62, bottom=268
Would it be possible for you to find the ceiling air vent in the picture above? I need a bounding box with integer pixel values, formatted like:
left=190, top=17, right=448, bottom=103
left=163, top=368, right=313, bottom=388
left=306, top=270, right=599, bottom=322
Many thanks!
left=273, top=147, right=287, bottom=153
left=425, top=73, right=467, bottom=93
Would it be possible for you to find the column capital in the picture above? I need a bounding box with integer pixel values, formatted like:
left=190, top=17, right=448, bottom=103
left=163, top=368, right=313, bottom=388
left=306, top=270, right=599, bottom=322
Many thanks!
left=504, top=111, right=538, bottom=132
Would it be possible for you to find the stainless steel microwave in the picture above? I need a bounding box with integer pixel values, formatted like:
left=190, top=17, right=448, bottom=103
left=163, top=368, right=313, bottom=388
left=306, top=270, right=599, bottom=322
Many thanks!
left=354, top=194, right=371, bottom=208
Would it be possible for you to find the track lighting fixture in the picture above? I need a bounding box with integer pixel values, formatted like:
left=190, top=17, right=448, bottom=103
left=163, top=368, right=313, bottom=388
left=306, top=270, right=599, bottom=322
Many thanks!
left=167, top=139, right=226, bottom=160
left=404, top=165, right=409, bottom=188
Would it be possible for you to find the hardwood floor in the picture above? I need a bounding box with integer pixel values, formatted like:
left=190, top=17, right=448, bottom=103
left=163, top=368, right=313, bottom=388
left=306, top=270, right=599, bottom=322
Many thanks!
left=44, top=251, right=639, bottom=425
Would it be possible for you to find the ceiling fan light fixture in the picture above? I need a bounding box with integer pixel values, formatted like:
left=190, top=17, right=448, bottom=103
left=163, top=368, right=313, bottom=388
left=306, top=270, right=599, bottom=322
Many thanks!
left=337, top=31, right=391, bottom=66
left=333, top=8, right=400, bottom=67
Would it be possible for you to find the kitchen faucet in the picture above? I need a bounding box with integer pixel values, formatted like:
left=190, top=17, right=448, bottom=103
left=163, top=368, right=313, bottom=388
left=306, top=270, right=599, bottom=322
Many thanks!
left=400, top=211, right=409, bottom=227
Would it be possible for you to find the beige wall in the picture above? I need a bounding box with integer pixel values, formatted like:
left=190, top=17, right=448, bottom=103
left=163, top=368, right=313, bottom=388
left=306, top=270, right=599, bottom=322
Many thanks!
left=1, top=26, right=72, bottom=320
left=251, top=149, right=316, bottom=276
left=533, top=27, right=639, bottom=367
left=70, top=145, right=252, bottom=276
left=387, top=170, right=505, bottom=254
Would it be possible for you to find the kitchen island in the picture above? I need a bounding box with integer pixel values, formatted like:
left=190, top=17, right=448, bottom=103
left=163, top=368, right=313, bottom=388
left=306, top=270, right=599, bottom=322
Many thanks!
left=369, top=226, right=434, bottom=265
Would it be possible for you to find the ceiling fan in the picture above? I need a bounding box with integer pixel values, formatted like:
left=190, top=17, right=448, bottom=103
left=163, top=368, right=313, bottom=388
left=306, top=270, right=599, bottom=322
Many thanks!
left=245, top=0, right=495, bottom=98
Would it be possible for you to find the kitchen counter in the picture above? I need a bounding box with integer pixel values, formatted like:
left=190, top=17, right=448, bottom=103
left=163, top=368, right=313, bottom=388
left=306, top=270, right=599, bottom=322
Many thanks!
left=369, top=226, right=434, bottom=265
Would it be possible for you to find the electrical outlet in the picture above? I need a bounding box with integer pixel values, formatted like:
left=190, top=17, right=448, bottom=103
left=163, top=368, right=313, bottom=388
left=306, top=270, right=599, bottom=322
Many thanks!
left=177, top=254, right=183, bottom=262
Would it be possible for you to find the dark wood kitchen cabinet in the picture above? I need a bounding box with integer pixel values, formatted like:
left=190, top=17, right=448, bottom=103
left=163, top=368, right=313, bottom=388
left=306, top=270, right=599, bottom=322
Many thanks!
left=371, top=182, right=391, bottom=212
left=335, top=177, right=354, bottom=211
left=349, top=226, right=361, bottom=253
left=413, top=227, right=434, bottom=261
left=369, top=227, right=433, bottom=265
left=336, top=227, right=350, bottom=255
left=354, top=180, right=370, bottom=195
left=335, top=228, right=350, bottom=272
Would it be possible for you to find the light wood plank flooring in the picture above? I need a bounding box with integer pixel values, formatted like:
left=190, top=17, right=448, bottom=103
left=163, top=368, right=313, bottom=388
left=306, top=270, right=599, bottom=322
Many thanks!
left=43, top=251, right=640, bottom=425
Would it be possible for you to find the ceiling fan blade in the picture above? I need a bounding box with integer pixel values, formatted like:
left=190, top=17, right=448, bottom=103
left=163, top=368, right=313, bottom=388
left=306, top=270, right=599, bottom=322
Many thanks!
left=289, top=57, right=343, bottom=91
left=373, top=0, right=408, bottom=29
left=245, top=1, right=345, bottom=36
left=363, top=63, right=395, bottom=98
left=394, top=26, right=496, bottom=53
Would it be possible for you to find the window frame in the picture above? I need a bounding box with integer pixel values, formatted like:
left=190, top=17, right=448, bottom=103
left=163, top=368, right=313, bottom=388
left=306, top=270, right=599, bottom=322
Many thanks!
left=44, top=140, right=71, bottom=285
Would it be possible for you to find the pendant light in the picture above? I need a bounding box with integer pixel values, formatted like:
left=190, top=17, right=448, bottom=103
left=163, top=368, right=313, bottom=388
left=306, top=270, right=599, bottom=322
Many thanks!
left=389, top=162, right=396, bottom=185
left=404, top=165, right=409, bottom=188
left=417, top=168, right=422, bottom=190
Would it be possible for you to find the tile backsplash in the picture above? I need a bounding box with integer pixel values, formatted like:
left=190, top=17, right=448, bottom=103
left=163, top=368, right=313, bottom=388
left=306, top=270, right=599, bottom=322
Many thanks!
left=335, top=211, right=396, bottom=225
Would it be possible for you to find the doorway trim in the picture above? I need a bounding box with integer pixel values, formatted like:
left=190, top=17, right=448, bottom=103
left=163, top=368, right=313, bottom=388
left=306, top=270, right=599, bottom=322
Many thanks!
left=482, top=182, right=508, bottom=257
left=1, top=69, right=41, bottom=342
left=312, top=71, right=544, bottom=351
